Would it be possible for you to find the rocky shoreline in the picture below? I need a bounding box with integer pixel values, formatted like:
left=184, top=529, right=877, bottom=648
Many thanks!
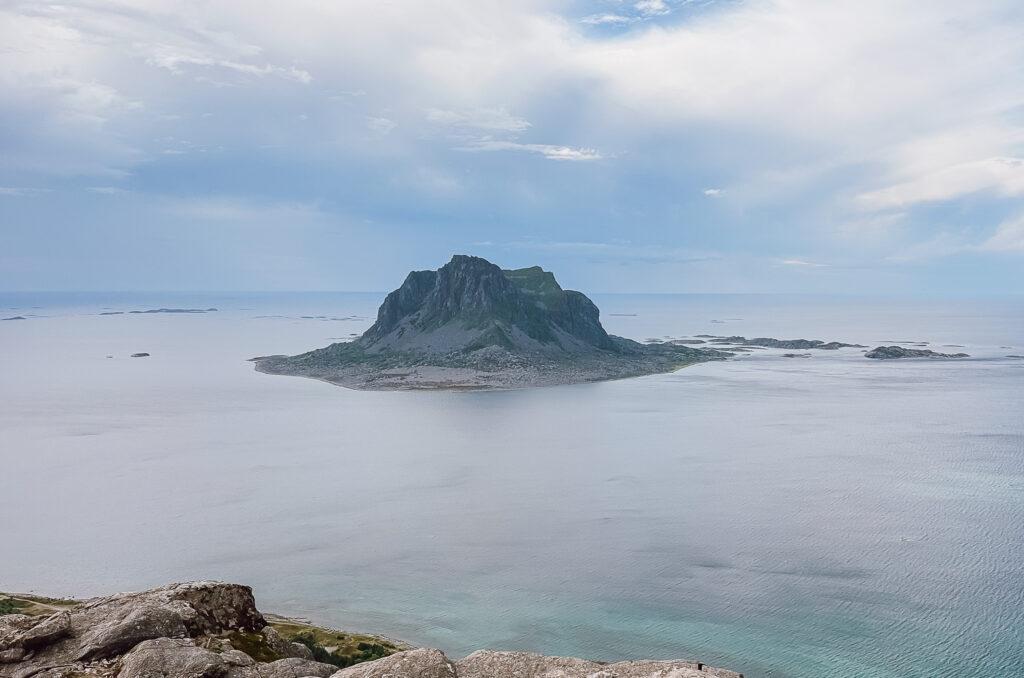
left=0, top=582, right=743, bottom=678
left=254, top=346, right=725, bottom=391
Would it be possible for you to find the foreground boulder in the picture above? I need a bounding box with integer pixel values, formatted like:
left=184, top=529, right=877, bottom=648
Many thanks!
left=117, top=638, right=228, bottom=678
left=0, top=582, right=742, bottom=678
left=116, top=638, right=337, bottom=678
left=456, top=650, right=741, bottom=678
left=331, top=648, right=455, bottom=678
left=338, top=649, right=743, bottom=678
left=0, top=582, right=266, bottom=677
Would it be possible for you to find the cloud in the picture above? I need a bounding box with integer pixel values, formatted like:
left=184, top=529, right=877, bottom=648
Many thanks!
left=426, top=107, right=531, bottom=133
left=979, top=214, right=1024, bottom=252
left=885, top=233, right=973, bottom=263
left=165, top=196, right=324, bottom=222
left=635, top=0, right=671, bottom=17
left=87, top=186, right=128, bottom=195
left=476, top=239, right=719, bottom=264
left=145, top=50, right=312, bottom=84
left=461, top=141, right=603, bottom=161
left=780, top=258, right=827, bottom=268
left=426, top=107, right=598, bottom=164
left=329, top=90, right=366, bottom=99
left=581, top=14, right=635, bottom=26
left=3, top=0, right=1024, bottom=291
left=0, top=187, right=51, bottom=197
left=366, top=116, right=397, bottom=135
left=857, top=157, right=1024, bottom=210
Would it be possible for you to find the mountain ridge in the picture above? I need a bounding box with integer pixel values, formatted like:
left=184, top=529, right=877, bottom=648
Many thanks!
left=358, top=255, right=617, bottom=356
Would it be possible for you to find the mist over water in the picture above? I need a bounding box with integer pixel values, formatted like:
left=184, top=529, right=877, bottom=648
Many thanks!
left=2, top=293, right=1022, bottom=678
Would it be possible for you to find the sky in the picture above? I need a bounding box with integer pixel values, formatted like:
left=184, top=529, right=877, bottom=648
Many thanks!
left=1, top=0, right=1023, bottom=294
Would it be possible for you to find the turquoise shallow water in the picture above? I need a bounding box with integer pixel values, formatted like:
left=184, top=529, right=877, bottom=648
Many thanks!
left=1, top=293, right=1022, bottom=678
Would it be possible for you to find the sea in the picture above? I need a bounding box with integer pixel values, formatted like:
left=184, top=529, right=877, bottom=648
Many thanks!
left=1, top=292, right=1022, bottom=678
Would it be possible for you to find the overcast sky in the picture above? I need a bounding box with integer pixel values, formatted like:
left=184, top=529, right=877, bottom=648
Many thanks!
left=2, top=0, right=1023, bottom=293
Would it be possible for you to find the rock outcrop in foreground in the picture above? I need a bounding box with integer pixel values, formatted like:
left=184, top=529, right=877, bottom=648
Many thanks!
left=0, top=582, right=742, bottom=678
left=254, top=256, right=726, bottom=390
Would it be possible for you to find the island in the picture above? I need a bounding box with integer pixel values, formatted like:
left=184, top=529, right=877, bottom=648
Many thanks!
left=0, top=581, right=742, bottom=678
left=865, top=346, right=969, bottom=359
left=254, top=255, right=728, bottom=390
left=705, top=336, right=864, bottom=350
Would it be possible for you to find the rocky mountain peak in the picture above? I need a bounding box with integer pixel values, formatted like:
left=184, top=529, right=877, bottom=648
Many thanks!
left=358, top=255, right=615, bottom=355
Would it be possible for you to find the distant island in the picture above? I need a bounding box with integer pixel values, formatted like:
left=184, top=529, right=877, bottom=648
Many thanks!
left=252, top=255, right=975, bottom=390
left=864, top=346, right=969, bottom=359
left=703, top=336, right=864, bottom=350
left=254, top=255, right=727, bottom=390
left=99, top=308, right=218, bottom=315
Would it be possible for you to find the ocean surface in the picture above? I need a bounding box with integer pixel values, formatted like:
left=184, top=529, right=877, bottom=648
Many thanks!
left=2, top=292, right=1022, bottom=678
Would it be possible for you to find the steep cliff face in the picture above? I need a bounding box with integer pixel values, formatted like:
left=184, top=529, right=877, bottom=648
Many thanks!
left=357, top=255, right=616, bottom=355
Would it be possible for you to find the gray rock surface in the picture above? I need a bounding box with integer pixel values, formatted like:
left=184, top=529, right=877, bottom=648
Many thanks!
left=15, top=613, right=70, bottom=651
left=117, top=638, right=227, bottom=678
left=343, top=649, right=744, bottom=678
left=259, top=627, right=313, bottom=661
left=77, top=601, right=191, bottom=660
left=0, top=582, right=264, bottom=677
left=330, top=648, right=456, bottom=678
left=257, top=657, right=336, bottom=678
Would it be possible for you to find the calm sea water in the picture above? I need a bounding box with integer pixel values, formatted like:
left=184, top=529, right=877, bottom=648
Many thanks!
left=1, top=293, right=1022, bottom=678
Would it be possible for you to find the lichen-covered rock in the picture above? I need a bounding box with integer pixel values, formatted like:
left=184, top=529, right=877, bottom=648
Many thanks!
left=14, top=612, right=71, bottom=651
left=0, top=616, right=36, bottom=651
left=601, top=659, right=739, bottom=678
left=260, top=627, right=313, bottom=660
left=77, top=601, right=192, bottom=660
left=456, top=650, right=601, bottom=677
left=330, top=648, right=456, bottom=678
left=288, top=642, right=314, bottom=661
left=0, top=649, right=24, bottom=664
left=76, top=581, right=264, bottom=661
left=256, top=657, right=337, bottom=678
left=221, top=649, right=256, bottom=667
left=166, top=582, right=265, bottom=636
left=116, top=638, right=228, bottom=678
left=0, top=582, right=266, bottom=678
left=456, top=651, right=741, bottom=678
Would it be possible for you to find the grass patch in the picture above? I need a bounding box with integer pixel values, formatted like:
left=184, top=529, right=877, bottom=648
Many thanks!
left=270, top=621, right=400, bottom=669
left=0, top=593, right=76, bottom=616
left=226, top=631, right=282, bottom=663
left=13, top=594, right=78, bottom=606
